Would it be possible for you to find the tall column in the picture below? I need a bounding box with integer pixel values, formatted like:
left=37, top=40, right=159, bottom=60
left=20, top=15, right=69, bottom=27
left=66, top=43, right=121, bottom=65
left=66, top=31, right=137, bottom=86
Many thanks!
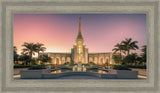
left=64, top=57, right=66, bottom=63
left=110, top=53, right=112, bottom=64
left=61, top=57, right=63, bottom=64
left=97, top=56, right=99, bottom=65
left=51, top=57, right=54, bottom=64
left=65, top=57, right=67, bottom=62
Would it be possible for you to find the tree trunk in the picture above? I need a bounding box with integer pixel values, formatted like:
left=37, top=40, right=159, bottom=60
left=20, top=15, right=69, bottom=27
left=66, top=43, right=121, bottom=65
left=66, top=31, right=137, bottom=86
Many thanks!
left=127, top=49, right=129, bottom=55
left=38, top=52, right=39, bottom=59
left=38, top=51, right=40, bottom=64
left=30, top=51, right=32, bottom=66
left=25, top=61, right=27, bottom=66
left=120, top=50, right=122, bottom=65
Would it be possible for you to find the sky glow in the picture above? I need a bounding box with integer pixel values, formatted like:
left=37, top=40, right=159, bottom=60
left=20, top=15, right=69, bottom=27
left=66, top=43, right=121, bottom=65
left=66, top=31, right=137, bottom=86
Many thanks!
left=14, top=14, right=146, bottom=55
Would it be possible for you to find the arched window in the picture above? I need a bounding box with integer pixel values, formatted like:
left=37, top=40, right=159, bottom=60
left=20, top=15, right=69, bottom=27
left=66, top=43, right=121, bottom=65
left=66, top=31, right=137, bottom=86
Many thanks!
left=67, top=57, right=71, bottom=62
left=56, top=58, right=59, bottom=65
left=62, top=57, right=65, bottom=64
left=51, top=57, right=54, bottom=64
left=94, top=57, right=98, bottom=64
left=105, top=57, right=109, bottom=64
left=89, top=57, right=93, bottom=62
left=100, top=58, right=103, bottom=64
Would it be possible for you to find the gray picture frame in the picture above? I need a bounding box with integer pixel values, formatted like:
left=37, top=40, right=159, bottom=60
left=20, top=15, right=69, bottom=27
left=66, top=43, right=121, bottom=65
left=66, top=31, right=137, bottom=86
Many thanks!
left=0, top=0, right=159, bottom=93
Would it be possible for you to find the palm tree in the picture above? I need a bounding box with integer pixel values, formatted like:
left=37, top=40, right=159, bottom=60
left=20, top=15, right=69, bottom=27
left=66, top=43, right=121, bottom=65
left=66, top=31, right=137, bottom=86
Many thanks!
left=121, top=38, right=139, bottom=55
left=141, top=45, right=146, bottom=55
left=123, top=53, right=138, bottom=65
left=141, top=45, right=147, bottom=65
left=14, top=46, right=19, bottom=64
left=21, top=42, right=37, bottom=59
left=112, top=43, right=125, bottom=65
left=112, top=43, right=125, bottom=55
left=19, top=54, right=32, bottom=65
left=112, top=54, right=122, bottom=65
left=14, top=46, right=17, bottom=53
left=39, top=54, right=52, bottom=65
left=35, top=42, right=46, bottom=60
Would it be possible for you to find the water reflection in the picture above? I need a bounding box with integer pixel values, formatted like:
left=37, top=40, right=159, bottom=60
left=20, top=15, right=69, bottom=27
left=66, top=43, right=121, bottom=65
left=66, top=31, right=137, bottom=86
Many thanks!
left=87, top=70, right=108, bottom=73
left=51, top=70, right=61, bottom=73
left=51, top=69, right=108, bottom=74
left=98, top=70, right=107, bottom=74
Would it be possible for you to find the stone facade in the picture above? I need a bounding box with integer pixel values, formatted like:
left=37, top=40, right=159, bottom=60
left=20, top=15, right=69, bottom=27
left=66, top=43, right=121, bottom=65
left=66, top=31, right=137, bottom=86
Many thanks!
left=71, top=45, right=89, bottom=64
left=88, top=53, right=113, bottom=65
left=46, top=53, right=71, bottom=65
left=44, top=16, right=114, bottom=65
left=45, top=52, right=113, bottom=65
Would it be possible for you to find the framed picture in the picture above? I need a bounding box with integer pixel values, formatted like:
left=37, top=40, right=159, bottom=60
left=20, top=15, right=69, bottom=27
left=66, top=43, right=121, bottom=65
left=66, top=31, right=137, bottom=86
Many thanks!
left=0, top=0, right=159, bottom=93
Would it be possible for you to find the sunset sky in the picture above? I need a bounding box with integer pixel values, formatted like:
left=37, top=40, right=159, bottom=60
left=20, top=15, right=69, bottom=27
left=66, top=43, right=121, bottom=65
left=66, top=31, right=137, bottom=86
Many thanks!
left=14, top=14, right=146, bottom=55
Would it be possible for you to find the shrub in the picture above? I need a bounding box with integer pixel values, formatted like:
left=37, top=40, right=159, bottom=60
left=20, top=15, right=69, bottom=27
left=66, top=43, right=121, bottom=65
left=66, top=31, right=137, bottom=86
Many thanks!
left=63, top=62, right=70, bottom=65
left=113, top=65, right=131, bottom=70
left=51, top=65, right=55, bottom=69
left=128, top=65, right=146, bottom=69
left=87, top=67, right=98, bottom=70
left=88, top=62, right=96, bottom=65
left=14, top=65, right=31, bottom=68
left=28, top=65, right=46, bottom=70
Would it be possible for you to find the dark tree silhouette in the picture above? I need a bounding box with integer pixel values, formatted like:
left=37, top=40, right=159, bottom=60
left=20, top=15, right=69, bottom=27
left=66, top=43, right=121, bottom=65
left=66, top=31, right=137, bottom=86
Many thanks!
left=14, top=46, right=19, bottom=64
left=121, top=38, right=139, bottom=55
left=21, top=42, right=37, bottom=58
left=35, top=42, right=46, bottom=60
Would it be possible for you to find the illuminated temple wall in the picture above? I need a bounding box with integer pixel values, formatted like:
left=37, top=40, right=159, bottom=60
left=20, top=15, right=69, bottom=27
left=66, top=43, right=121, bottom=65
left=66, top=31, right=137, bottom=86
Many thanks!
left=45, top=52, right=113, bottom=65
left=46, top=53, right=71, bottom=65
left=71, top=45, right=88, bottom=64
left=88, top=53, right=113, bottom=65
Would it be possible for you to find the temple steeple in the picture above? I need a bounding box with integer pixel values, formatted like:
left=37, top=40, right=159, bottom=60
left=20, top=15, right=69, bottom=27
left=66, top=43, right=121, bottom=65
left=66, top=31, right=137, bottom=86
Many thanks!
left=76, top=16, right=84, bottom=41
left=71, top=16, right=88, bottom=64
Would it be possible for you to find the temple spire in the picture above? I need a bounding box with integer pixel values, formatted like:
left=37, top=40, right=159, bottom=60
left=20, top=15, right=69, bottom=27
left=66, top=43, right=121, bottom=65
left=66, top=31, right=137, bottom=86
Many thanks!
left=76, top=16, right=83, bottom=40
left=79, top=16, right=81, bottom=32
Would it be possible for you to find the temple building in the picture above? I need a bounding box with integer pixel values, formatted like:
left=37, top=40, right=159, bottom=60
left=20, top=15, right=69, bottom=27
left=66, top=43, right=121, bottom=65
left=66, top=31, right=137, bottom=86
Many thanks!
left=45, top=16, right=114, bottom=65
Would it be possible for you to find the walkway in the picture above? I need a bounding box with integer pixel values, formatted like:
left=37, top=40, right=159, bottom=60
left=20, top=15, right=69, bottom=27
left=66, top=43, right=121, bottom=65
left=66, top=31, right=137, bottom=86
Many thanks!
left=130, top=68, right=147, bottom=79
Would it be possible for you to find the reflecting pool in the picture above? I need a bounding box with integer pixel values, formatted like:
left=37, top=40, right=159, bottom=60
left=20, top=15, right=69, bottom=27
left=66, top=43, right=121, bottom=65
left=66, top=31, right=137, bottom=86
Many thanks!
left=51, top=69, right=108, bottom=74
